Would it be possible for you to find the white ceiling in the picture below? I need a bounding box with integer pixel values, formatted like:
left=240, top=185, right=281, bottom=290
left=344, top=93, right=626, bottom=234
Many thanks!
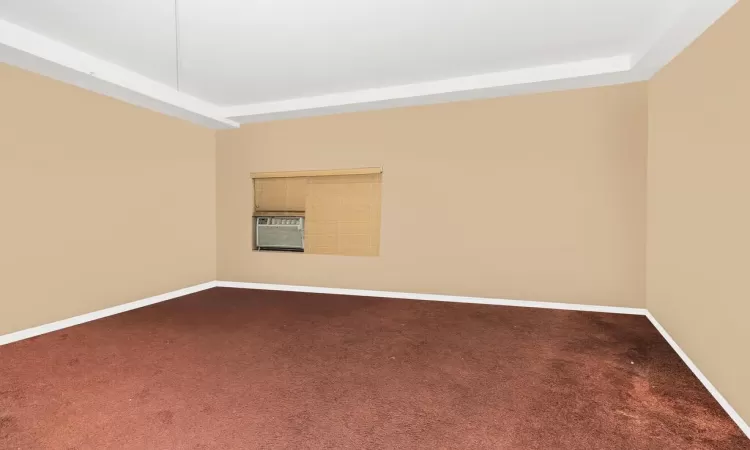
left=0, top=0, right=738, bottom=128
left=178, top=0, right=673, bottom=104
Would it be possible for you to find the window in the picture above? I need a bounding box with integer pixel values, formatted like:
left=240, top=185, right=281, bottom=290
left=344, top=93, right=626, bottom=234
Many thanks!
left=252, top=168, right=382, bottom=256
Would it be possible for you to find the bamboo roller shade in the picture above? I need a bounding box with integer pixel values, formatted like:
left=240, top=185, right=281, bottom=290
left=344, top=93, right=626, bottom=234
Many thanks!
left=254, top=177, right=308, bottom=212
left=304, top=174, right=381, bottom=256
left=250, top=167, right=382, bottom=179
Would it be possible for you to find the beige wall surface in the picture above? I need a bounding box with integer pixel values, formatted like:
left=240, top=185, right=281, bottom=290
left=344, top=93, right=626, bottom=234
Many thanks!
left=0, top=64, right=217, bottom=335
left=647, top=1, right=750, bottom=422
left=217, top=83, right=647, bottom=307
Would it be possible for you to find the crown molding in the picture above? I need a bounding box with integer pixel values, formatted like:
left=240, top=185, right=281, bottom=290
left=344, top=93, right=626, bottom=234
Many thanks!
left=223, top=55, right=634, bottom=123
left=223, top=0, right=738, bottom=124
left=628, top=0, right=737, bottom=79
left=0, top=19, right=239, bottom=128
left=0, top=0, right=738, bottom=128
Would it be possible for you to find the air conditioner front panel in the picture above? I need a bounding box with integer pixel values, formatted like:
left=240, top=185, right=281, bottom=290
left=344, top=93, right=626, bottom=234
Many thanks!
left=256, top=217, right=304, bottom=251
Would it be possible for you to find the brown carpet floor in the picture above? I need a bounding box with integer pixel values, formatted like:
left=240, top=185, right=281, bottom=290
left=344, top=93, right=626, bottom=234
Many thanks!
left=1, top=288, right=748, bottom=449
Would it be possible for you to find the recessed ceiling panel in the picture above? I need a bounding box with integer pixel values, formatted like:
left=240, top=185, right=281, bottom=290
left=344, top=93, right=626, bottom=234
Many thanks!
left=176, top=0, right=688, bottom=105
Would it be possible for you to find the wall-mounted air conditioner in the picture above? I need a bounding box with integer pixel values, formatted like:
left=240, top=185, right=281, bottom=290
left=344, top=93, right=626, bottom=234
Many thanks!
left=255, top=216, right=304, bottom=252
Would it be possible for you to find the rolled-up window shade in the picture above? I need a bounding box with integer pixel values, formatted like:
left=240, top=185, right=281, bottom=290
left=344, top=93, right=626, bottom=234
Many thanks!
left=254, top=177, right=307, bottom=212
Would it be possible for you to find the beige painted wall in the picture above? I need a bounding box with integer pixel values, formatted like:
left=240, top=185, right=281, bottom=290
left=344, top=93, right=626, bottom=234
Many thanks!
left=647, top=1, right=750, bottom=422
left=217, top=83, right=647, bottom=307
left=0, top=64, right=217, bottom=335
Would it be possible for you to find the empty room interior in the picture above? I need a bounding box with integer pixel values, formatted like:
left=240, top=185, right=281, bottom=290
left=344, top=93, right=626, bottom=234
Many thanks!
left=1, top=0, right=749, bottom=448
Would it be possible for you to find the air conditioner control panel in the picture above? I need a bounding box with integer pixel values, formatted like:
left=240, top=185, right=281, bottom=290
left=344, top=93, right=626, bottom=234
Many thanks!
left=256, top=216, right=303, bottom=226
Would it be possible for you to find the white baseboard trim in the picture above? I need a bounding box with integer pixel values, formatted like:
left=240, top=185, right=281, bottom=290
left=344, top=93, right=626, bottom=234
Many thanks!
left=0, top=281, right=217, bottom=346
left=215, top=280, right=647, bottom=315
left=646, top=312, right=750, bottom=438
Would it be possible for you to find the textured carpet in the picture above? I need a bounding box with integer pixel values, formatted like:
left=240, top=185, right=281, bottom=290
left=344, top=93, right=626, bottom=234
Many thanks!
left=1, top=287, right=747, bottom=449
